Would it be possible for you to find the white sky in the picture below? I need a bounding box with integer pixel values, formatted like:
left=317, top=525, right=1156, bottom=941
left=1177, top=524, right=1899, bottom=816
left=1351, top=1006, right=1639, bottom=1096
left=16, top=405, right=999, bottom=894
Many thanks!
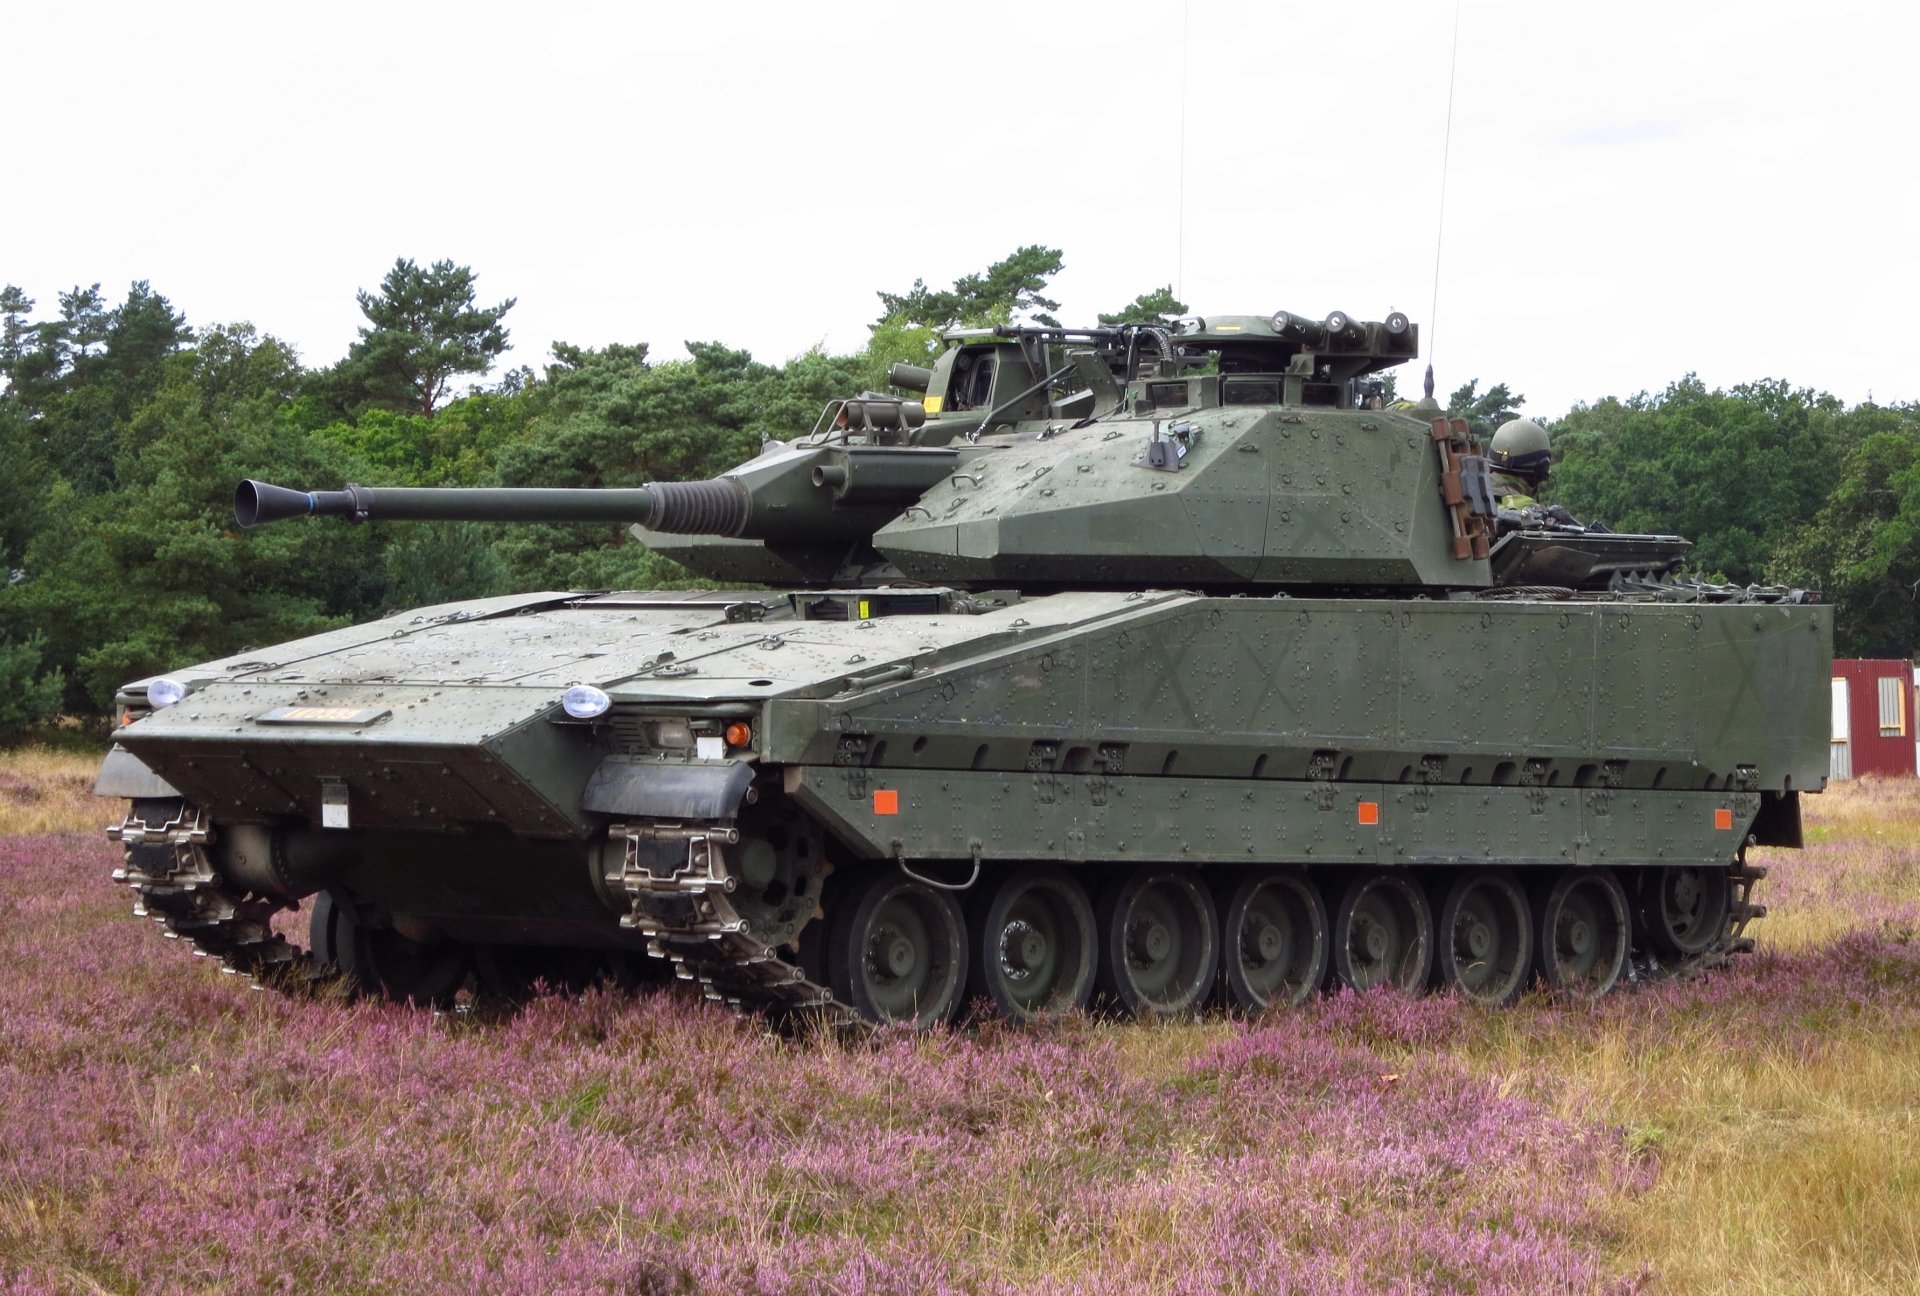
left=11, top=0, right=1919, bottom=419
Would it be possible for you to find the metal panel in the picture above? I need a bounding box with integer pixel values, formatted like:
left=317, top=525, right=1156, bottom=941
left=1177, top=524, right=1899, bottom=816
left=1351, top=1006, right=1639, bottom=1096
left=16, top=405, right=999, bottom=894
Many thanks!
left=1879, top=675, right=1906, bottom=737
left=786, top=765, right=1753, bottom=870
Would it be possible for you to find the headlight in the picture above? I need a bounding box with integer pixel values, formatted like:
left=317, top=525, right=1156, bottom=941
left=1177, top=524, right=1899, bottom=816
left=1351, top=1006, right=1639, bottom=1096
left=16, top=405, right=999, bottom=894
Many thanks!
left=561, top=684, right=612, bottom=719
left=148, top=678, right=189, bottom=709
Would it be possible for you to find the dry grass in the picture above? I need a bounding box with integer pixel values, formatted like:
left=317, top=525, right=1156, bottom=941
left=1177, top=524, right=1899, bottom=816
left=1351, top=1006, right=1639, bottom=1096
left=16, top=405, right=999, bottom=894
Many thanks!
left=1439, top=777, right=1920, bottom=1295
left=0, top=746, right=107, bottom=835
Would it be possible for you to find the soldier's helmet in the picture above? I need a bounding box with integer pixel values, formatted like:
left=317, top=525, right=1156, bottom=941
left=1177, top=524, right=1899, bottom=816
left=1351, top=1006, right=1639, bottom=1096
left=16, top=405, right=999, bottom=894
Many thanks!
left=1489, top=417, right=1552, bottom=483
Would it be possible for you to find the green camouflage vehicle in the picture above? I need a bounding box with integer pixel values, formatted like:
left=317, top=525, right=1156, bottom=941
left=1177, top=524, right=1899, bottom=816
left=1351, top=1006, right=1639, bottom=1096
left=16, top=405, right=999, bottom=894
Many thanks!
left=94, top=311, right=1832, bottom=1025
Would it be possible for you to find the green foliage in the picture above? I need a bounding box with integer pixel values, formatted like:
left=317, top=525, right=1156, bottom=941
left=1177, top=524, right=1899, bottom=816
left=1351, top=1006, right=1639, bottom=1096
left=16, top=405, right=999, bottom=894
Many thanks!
left=0, top=284, right=34, bottom=376
left=875, top=245, right=1064, bottom=331
left=1552, top=377, right=1851, bottom=585
left=1769, top=406, right=1920, bottom=655
left=1, top=325, right=386, bottom=710
left=0, top=398, right=55, bottom=569
left=6, top=282, right=192, bottom=494
left=329, top=258, right=515, bottom=417
left=1446, top=379, right=1525, bottom=441
left=1098, top=286, right=1188, bottom=325
left=0, top=630, right=63, bottom=740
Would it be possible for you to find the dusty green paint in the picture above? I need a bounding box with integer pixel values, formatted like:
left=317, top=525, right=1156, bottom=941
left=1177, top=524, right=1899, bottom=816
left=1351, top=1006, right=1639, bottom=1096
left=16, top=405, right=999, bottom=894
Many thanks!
left=786, top=766, right=1761, bottom=871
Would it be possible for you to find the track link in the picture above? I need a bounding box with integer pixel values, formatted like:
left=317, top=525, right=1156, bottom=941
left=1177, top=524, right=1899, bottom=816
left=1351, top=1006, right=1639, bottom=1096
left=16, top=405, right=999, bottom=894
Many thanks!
left=107, top=800, right=320, bottom=990
left=608, top=821, right=864, bottom=1028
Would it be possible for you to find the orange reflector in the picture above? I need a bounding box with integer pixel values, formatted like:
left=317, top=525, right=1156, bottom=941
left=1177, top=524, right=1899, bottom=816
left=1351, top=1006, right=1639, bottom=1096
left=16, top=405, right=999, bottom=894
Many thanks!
left=1357, top=801, right=1380, bottom=826
left=1714, top=807, right=1734, bottom=830
left=873, top=789, right=899, bottom=816
left=724, top=722, right=752, bottom=748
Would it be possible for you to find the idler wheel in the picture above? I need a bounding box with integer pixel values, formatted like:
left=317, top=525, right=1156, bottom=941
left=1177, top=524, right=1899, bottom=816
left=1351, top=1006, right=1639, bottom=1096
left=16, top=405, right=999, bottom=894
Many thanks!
left=1219, top=870, right=1328, bottom=1012
left=1095, top=867, right=1218, bottom=1016
left=320, top=894, right=468, bottom=1008
left=1436, top=869, right=1533, bottom=1007
left=968, top=867, right=1097, bottom=1021
left=1639, top=865, right=1731, bottom=958
left=1536, top=867, right=1630, bottom=998
left=1331, top=871, right=1433, bottom=993
left=828, top=869, right=969, bottom=1028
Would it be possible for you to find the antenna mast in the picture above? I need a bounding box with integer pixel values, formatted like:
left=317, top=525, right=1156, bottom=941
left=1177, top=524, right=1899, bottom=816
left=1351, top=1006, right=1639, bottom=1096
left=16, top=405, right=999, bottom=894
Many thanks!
left=1176, top=1, right=1190, bottom=301
left=1427, top=0, right=1463, bottom=401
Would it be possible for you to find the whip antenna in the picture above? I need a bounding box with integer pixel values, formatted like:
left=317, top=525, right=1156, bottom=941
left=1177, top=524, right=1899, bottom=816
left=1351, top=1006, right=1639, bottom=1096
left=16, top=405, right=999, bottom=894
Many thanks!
left=1426, top=0, right=1463, bottom=400
left=1176, top=0, right=1190, bottom=301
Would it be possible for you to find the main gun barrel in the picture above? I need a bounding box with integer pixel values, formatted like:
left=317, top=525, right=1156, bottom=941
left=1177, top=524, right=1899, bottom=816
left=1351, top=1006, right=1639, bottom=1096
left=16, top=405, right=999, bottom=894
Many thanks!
left=235, top=479, right=749, bottom=534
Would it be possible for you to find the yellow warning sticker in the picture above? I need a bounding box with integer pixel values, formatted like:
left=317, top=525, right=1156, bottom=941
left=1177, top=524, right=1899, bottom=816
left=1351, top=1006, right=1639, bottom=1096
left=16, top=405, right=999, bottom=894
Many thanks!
left=923, top=395, right=943, bottom=414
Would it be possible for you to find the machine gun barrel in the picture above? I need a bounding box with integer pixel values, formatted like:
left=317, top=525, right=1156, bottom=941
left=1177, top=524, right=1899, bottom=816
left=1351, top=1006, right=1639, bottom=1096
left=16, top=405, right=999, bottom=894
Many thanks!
left=236, top=478, right=749, bottom=535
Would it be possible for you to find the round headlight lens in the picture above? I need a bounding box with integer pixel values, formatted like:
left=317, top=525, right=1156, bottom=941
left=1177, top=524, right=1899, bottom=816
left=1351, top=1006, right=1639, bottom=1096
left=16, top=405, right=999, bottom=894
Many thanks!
left=561, top=684, right=612, bottom=719
left=148, top=678, right=188, bottom=708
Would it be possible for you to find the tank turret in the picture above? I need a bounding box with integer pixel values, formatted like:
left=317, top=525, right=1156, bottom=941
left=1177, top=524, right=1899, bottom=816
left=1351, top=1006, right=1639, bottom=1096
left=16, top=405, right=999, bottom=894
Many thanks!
left=243, top=311, right=1676, bottom=593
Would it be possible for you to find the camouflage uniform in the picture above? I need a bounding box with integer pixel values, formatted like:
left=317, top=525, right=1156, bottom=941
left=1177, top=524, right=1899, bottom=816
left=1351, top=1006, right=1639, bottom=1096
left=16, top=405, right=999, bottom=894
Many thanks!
left=1489, top=469, right=1537, bottom=511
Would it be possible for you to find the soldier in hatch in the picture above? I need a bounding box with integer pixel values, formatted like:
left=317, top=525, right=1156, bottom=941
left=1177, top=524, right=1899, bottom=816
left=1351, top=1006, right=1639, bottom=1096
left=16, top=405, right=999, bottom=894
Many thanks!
left=1487, top=417, right=1552, bottom=509
left=1486, top=417, right=1605, bottom=531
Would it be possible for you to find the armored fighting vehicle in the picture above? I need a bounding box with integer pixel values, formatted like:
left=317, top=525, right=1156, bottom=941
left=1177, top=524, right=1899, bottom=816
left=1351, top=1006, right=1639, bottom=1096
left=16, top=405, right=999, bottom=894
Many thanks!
left=95, top=311, right=1832, bottom=1025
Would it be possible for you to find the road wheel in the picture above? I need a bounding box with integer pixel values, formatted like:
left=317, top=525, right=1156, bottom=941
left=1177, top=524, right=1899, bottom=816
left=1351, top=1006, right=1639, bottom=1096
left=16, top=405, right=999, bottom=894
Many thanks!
left=1331, top=871, right=1433, bottom=993
left=1219, top=870, right=1328, bottom=1012
left=1638, top=865, right=1731, bottom=957
left=1536, top=867, right=1630, bottom=998
left=968, top=867, right=1097, bottom=1021
left=828, top=869, right=969, bottom=1027
left=1435, top=869, right=1533, bottom=1006
left=1096, top=867, right=1218, bottom=1017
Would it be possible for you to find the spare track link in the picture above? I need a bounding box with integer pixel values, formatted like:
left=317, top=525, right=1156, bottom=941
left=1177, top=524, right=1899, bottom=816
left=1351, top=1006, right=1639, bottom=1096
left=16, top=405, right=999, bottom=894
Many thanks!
left=610, top=821, right=865, bottom=1030
left=106, top=800, right=320, bottom=990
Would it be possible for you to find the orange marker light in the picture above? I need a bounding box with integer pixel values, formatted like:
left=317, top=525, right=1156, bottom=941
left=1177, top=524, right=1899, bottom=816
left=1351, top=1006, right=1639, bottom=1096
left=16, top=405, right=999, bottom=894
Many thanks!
left=724, top=722, right=752, bottom=749
left=873, top=789, right=900, bottom=816
left=1714, top=807, right=1734, bottom=830
left=1357, top=801, right=1380, bottom=826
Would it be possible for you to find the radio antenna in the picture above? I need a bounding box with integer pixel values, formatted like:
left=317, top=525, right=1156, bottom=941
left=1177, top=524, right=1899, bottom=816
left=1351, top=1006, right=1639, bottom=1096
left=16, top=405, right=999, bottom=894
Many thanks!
left=1176, top=0, right=1191, bottom=301
left=1426, top=0, right=1463, bottom=400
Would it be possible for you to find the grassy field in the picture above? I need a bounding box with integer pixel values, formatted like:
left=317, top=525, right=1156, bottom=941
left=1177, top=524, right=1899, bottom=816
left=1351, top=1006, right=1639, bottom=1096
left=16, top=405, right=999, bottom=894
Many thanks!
left=2, top=748, right=1916, bottom=1294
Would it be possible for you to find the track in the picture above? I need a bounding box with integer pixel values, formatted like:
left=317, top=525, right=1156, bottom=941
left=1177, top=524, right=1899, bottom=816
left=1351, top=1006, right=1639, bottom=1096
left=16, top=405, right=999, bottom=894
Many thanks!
left=107, top=798, right=867, bottom=1024
left=106, top=798, right=1763, bottom=1023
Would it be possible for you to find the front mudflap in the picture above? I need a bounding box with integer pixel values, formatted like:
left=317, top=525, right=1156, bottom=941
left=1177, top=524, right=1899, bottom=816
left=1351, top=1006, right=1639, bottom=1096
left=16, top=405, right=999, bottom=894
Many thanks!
left=581, top=757, right=755, bottom=819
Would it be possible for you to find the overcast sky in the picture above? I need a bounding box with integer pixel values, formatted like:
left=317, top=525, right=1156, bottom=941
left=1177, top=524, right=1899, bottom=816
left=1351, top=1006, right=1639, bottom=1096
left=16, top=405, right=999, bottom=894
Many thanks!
left=12, top=0, right=1918, bottom=419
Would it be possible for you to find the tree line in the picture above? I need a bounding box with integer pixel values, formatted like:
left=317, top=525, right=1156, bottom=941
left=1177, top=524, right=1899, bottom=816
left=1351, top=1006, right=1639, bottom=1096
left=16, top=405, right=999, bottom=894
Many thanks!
left=1, top=250, right=1915, bottom=738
